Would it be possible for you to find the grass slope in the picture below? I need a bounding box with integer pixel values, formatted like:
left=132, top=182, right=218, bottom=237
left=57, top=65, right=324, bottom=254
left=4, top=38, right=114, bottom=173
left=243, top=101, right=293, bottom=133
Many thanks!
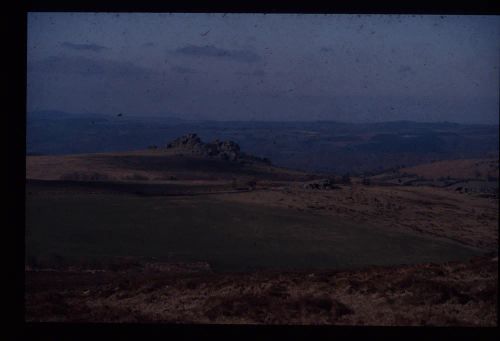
left=26, top=190, right=482, bottom=272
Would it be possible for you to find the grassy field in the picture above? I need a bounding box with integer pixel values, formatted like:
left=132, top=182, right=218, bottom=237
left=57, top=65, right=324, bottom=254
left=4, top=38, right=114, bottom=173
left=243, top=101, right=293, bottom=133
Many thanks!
left=25, top=187, right=483, bottom=272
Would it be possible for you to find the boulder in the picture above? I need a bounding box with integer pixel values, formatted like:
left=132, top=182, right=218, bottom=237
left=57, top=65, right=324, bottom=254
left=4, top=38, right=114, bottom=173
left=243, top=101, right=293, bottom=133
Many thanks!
left=166, top=133, right=203, bottom=150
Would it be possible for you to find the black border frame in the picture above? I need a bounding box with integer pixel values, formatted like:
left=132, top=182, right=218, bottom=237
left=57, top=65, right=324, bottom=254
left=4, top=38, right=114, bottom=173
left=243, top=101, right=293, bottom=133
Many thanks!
left=8, top=1, right=499, bottom=339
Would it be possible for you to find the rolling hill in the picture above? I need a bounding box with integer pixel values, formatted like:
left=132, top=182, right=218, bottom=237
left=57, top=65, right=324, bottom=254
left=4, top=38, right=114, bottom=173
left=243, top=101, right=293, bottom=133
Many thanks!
left=27, top=111, right=499, bottom=174
left=26, top=133, right=312, bottom=182
left=400, top=158, right=499, bottom=181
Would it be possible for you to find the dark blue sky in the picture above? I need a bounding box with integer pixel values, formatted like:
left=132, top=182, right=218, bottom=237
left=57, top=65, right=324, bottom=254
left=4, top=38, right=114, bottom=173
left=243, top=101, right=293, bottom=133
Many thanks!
left=27, top=13, right=499, bottom=123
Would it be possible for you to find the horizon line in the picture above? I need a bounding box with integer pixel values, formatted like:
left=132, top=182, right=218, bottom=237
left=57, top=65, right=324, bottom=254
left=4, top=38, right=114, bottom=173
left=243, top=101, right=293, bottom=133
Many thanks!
left=27, top=110, right=499, bottom=126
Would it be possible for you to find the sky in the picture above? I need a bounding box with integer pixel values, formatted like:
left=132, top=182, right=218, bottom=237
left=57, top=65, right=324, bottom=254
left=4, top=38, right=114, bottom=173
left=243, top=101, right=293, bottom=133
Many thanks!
left=27, top=13, right=499, bottom=123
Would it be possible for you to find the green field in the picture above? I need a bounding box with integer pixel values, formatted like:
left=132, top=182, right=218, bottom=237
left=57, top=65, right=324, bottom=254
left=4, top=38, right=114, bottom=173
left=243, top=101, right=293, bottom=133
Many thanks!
left=25, top=189, right=482, bottom=272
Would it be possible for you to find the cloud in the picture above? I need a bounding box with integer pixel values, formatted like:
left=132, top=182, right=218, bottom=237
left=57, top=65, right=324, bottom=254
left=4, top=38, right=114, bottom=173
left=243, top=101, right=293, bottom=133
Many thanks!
left=60, top=42, right=109, bottom=52
left=175, top=44, right=261, bottom=63
left=142, top=42, right=156, bottom=47
left=28, top=55, right=154, bottom=79
left=171, top=65, right=199, bottom=74
left=397, top=65, right=416, bottom=76
left=235, top=69, right=266, bottom=77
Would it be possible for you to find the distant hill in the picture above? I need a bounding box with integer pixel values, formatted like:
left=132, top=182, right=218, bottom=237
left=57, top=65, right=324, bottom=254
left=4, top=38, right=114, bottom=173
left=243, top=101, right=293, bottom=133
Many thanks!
left=27, top=111, right=499, bottom=174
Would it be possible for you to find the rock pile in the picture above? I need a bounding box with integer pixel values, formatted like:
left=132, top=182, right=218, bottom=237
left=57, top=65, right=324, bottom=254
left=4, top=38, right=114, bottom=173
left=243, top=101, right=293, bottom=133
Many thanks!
left=303, top=179, right=340, bottom=190
left=206, top=139, right=241, bottom=161
left=166, top=133, right=270, bottom=164
left=166, top=133, right=203, bottom=150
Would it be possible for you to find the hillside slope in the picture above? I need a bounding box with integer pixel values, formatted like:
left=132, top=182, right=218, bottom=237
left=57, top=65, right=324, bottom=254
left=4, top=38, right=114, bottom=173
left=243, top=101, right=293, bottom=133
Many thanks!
left=400, top=158, right=498, bottom=181
left=26, top=134, right=311, bottom=182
